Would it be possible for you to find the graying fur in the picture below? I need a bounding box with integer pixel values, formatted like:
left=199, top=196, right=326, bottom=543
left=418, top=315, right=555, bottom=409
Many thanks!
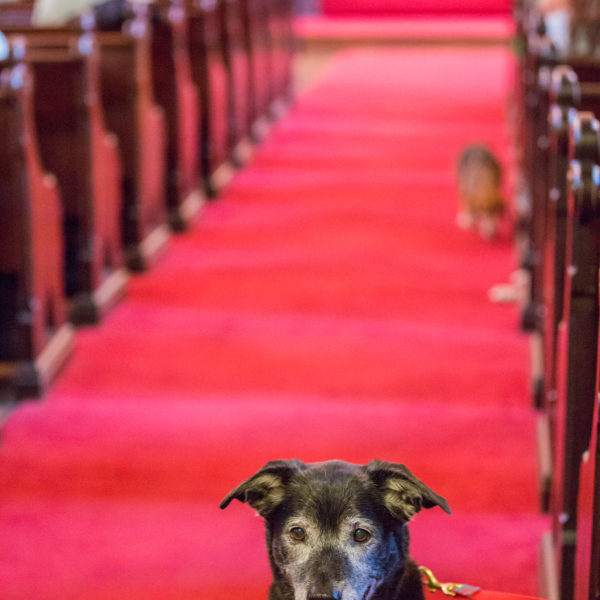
left=221, top=460, right=450, bottom=600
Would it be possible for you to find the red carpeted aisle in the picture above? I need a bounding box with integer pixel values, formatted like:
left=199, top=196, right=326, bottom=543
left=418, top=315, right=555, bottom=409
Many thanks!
left=0, top=47, right=547, bottom=599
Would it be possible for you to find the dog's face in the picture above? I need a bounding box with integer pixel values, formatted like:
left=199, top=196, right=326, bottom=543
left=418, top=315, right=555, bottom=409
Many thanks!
left=221, top=460, right=450, bottom=600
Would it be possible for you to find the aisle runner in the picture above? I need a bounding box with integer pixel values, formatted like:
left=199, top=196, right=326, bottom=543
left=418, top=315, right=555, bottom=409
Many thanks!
left=0, top=48, right=547, bottom=600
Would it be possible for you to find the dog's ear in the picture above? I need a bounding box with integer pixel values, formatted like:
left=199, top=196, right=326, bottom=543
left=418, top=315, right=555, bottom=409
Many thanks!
left=365, top=460, right=451, bottom=521
left=220, top=459, right=305, bottom=517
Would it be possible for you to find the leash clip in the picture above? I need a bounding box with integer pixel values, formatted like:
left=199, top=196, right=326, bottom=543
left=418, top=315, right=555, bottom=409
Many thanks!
left=419, top=566, right=481, bottom=598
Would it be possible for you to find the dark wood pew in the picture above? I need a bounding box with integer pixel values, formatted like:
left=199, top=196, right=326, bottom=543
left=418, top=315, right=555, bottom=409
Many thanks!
left=540, top=109, right=600, bottom=600
left=511, top=11, right=558, bottom=430
left=538, top=68, right=600, bottom=511
left=244, top=0, right=273, bottom=139
left=0, top=31, right=130, bottom=324
left=549, top=98, right=600, bottom=600
left=94, top=4, right=171, bottom=270
left=0, top=3, right=171, bottom=272
left=150, top=0, right=203, bottom=231
left=266, top=0, right=293, bottom=115
left=187, top=0, right=233, bottom=196
left=517, top=14, right=557, bottom=338
left=96, top=0, right=204, bottom=231
left=0, top=57, right=75, bottom=397
left=0, top=0, right=34, bottom=27
left=534, top=66, right=579, bottom=516
left=543, top=67, right=580, bottom=419
left=221, top=0, right=253, bottom=165
left=575, top=365, right=600, bottom=600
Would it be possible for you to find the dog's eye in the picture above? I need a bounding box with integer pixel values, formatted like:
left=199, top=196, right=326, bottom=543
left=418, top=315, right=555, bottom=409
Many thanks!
left=290, top=527, right=306, bottom=541
left=353, top=529, right=371, bottom=543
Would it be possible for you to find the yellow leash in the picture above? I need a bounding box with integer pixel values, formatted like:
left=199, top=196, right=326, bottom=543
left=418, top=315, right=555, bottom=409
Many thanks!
left=419, top=566, right=481, bottom=598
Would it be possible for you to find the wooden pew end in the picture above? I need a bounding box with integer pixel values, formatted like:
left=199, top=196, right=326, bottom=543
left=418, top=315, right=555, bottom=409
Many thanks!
left=537, top=411, right=553, bottom=512
left=126, top=224, right=171, bottom=273
left=231, top=136, right=254, bottom=169
left=210, top=161, right=237, bottom=197
left=169, top=188, right=205, bottom=233
left=69, top=267, right=130, bottom=326
left=530, top=331, right=545, bottom=409
left=0, top=323, right=75, bottom=399
left=521, top=301, right=541, bottom=332
left=539, top=531, right=560, bottom=600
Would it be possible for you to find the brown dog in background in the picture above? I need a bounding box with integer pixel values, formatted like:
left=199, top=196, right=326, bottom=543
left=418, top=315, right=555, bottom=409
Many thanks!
left=456, top=145, right=505, bottom=240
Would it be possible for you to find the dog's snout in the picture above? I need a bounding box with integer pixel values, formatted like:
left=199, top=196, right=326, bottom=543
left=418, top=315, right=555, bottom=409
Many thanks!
left=307, top=589, right=341, bottom=600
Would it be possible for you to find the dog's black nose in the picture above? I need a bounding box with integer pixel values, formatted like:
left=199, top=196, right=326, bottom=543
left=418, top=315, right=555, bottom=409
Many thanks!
left=307, top=590, right=341, bottom=600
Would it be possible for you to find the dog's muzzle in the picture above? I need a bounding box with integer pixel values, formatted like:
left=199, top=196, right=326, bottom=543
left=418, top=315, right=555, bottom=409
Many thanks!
left=307, top=588, right=342, bottom=600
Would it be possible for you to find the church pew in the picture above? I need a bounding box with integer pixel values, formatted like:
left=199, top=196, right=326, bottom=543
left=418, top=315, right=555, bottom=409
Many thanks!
left=266, top=0, right=293, bottom=115
left=0, top=57, right=75, bottom=397
left=511, top=11, right=558, bottom=436
left=221, top=0, right=253, bottom=166
left=150, top=0, right=203, bottom=231
left=514, top=11, right=600, bottom=591
left=575, top=351, right=600, bottom=600
left=517, top=13, right=556, bottom=338
left=0, top=31, right=129, bottom=324
left=540, top=110, right=600, bottom=600
left=244, top=0, right=274, bottom=139
left=187, top=0, right=233, bottom=196
left=547, top=102, right=600, bottom=600
left=536, top=65, right=579, bottom=516
left=0, top=0, right=34, bottom=26
left=94, top=4, right=170, bottom=271
left=539, top=68, right=600, bottom=509
left=95, top=0, right=204, bottom=230
left=0, top=3, right=171, bottom=272
left=514, top=24, right=600, bottom=588
left=543, top=67, right=580, bottom=423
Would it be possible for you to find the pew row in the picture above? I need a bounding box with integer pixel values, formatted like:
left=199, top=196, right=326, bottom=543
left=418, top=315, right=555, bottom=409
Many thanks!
left=514, top=5, right=600, bottom=600
left=186, top=0, right=233, bottom=195
left=0, top=58, right=75, bottom=397
left=95, top=7, right=171, bottom=270
left=100, top=0, right=204, bottom=231
left=0, top=7, right=172, bottom=272
left=568, top=115, right=600, bottom=600
left=3, top=32, right=130, bottom=324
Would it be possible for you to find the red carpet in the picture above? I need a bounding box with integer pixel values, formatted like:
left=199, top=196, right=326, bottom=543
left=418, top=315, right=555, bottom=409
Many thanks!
left=321, top=0, right=511, bottom=17
left=0, top=47, right=547, bottom=599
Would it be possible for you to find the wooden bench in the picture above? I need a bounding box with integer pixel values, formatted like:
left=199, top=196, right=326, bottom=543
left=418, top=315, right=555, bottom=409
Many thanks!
left=266, top=0, right=294, bottom=115
left=543, top=98, right=600, bottom=600
left=538, top=66, right=600, bottom=507
left=515, top=7, right=600, bottom=599
left=570, top=113, right=600, bottom=600
left=187, top=0, right=233, bottom=196
left=515, top=14, right=556, bottom=338
left=96, top=0, right=204, bottom=235
left=575, top=355, right=600, bottom=600
left=0, top=2, right=171, bottom=272
left=544, top=109, right=600, bottom=600
left=0, top=54, right=74, bottom=397
left=222, top=0, right=253, bottom=165
left=150, top=0, right=203, bottom=230
left=244, top=0, right=273, bottom=139
left=0, top=31, right=130, bottom=324
left=95, top=4, right=170, bottom=270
